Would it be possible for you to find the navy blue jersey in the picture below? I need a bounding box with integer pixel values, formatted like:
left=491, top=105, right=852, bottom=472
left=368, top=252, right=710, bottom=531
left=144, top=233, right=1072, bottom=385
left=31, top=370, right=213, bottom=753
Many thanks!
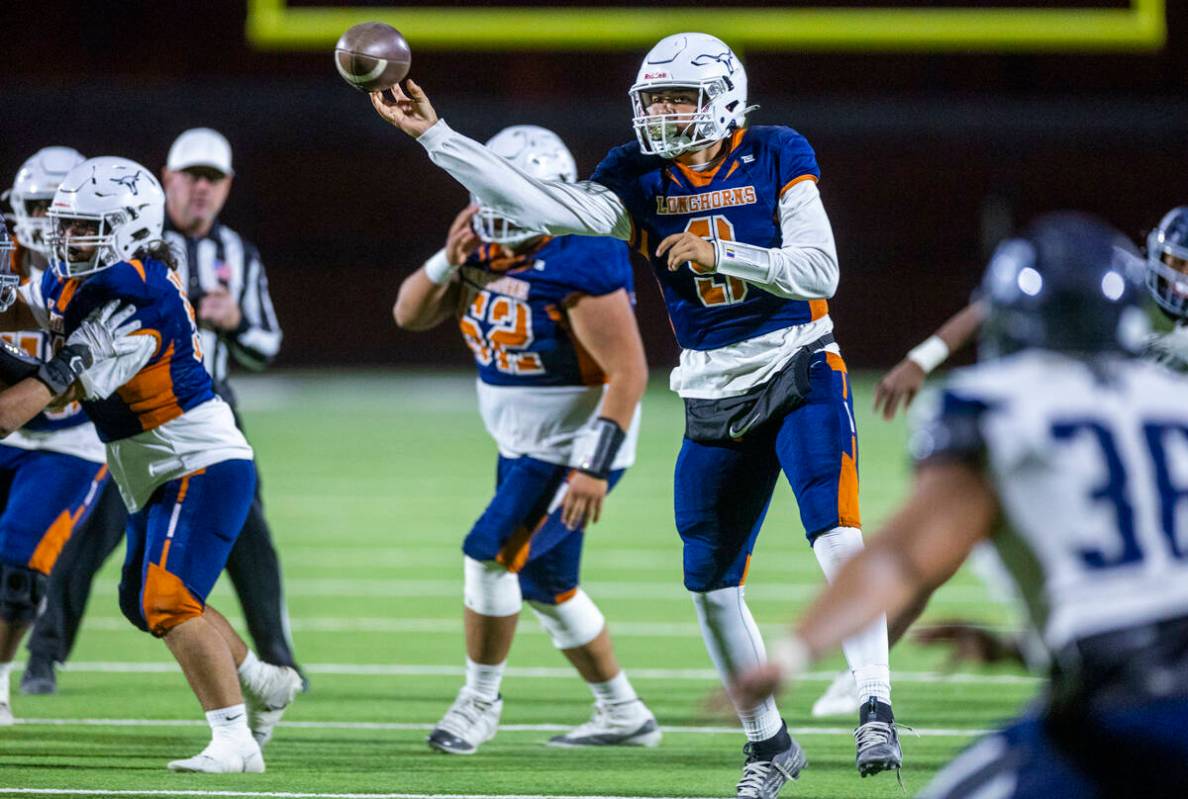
left=457, top=236, right=633, bottom=387
left=591, top=125, right=827, bottom=351
left=40, top=258, right=215, bottom=443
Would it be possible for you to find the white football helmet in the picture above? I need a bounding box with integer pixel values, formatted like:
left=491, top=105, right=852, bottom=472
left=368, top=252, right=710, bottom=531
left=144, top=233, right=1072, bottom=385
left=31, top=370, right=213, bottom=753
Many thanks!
left=48, top=157, right=165, bottom=279
left=630, top=33, right=753, bottom=159
left=473, top=125, right=577, bottom=247
left=9, top=146, right=86, bottom=256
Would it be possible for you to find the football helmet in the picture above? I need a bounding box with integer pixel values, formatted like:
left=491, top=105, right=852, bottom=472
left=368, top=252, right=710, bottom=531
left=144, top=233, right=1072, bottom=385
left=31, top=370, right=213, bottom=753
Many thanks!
left=979, top=212, right=1148, bottom=360
left=0, top=225, right=18, bottom=312
left=473, top=125, right=577, bottom=247
left=629, top=33, right=753, bottom=159
left=1146, top=206, right=1188, bottom=321
left=48, top=157, right=165, bottom=279
left=9, top=147, right=86, bottom=256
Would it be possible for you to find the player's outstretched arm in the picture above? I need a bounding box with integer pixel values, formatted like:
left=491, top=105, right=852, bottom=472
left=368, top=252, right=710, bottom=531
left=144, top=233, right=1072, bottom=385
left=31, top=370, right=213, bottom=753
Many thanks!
left=732, top=460, right=998, bottom=706
left=561, top=289, right=648, bottom=530
left=370, top=82, right=631, bottom=241
left=873, top=301, right=987, bottom=420
left=393, top=206, right=475, bottom=331
left=0, top=301, right=143, bottom=435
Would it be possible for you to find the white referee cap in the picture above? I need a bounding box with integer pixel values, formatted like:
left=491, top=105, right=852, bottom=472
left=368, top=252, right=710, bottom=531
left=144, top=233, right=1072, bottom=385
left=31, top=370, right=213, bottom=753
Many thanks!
left=166, top=128, right=234, bottom=176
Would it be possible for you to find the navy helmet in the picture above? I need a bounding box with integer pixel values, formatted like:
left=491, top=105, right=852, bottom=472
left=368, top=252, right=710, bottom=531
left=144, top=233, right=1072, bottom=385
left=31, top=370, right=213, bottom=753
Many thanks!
left=1146, top=206, right=1188, bottom=321
left=979, top=212, right=1148, bottom=360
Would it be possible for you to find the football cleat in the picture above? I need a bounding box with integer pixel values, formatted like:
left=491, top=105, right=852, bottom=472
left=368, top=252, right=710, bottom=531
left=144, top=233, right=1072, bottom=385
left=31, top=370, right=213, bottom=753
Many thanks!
left=854, top=697, right=903, bottom=777
left=547, top=699, right=661, bottom=748
left=0, top=701, right=13, bottom=726
left=167, top=737, right=265, bottom=773
left=427, top=688, right=502, bottom=755
left=735, top=727, right=807, bottom=799
left=241, top=662, right=302, bottom=748
left=20, top=655, right=57, bottom=695
left=810, top=670, right=859, bottom=718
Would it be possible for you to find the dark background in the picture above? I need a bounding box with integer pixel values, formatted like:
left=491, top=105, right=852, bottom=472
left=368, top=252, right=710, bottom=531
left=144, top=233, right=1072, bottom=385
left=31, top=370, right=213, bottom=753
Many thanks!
left=3, top=1, right=1185, bottom=369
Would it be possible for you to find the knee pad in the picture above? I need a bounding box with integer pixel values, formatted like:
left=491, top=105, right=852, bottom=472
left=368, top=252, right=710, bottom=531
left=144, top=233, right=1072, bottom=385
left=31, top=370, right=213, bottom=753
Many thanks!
left=811, top=526, right=865, bottom=583
left=528, top=589, right=605, bottom=650
left=463, top=556, right=522, bottom=617
left=141, top=562, right=204, bottom=637
left=0, top=563, right=47, bottom=624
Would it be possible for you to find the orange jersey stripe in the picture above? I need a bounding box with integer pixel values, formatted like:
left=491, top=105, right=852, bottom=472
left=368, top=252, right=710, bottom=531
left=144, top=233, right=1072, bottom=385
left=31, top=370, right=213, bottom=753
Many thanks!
left=116, top=341, right=184, bottom=431
left=780, top=174, right=818, bottom=197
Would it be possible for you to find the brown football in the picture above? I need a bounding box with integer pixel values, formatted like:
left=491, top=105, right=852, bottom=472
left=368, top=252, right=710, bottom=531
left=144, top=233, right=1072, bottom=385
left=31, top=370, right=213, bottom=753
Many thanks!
left=334, top=22, right=411, bottom=92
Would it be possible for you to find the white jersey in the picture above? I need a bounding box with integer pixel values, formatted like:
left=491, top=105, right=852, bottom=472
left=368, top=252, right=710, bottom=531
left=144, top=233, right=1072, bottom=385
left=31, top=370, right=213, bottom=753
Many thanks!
left=913, top=351, right=1188, bottom=652
left=476, top=381, right=640, bottom=471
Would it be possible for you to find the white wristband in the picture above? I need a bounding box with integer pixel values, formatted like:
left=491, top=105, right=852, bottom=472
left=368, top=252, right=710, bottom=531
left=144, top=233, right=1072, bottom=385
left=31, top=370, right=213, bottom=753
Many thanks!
left=768, top=635, right=811, bottom=679
left=423, top=249, right=459, bottom=285
left=907, top=335, right=950, bottom=374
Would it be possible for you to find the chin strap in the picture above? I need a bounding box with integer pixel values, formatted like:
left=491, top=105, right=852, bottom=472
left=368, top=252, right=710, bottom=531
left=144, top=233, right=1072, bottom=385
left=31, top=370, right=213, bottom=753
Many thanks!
left=574, top=417, right=626, bottom=480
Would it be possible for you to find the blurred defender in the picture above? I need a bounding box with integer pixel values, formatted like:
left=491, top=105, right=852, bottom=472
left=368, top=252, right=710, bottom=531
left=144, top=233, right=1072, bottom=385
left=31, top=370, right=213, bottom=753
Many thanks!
left=372, top=32, right=896, bottom=793
left=812, top=205, right=1188, bottom=717
left=393, top=126, right=658, bottom=754
left=735, top=213, right=1188, bottom=797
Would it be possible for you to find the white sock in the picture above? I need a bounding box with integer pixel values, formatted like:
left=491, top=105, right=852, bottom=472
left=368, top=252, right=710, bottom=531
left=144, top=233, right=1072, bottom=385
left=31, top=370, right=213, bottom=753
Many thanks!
left=205, top=703, right=252, bottom=745
left=589, top=671, right=637, bottom=705
left=0, top=661, right=11, bottom=704
left=464, top=657, right=505, bottom=702
left=237, top=650, right=266, bottom=690
left=813, top=527, right=892, bottom=705
left=691, top=586, right=784, bottom=742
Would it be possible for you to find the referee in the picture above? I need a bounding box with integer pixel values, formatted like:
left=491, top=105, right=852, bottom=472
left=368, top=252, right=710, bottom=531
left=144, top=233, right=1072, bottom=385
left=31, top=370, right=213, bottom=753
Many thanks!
left=22, top=129, right=304, bottom=691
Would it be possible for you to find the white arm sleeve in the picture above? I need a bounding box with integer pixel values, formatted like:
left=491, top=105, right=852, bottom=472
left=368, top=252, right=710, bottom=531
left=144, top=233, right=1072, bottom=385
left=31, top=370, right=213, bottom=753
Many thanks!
left=712, top=180, right=840, bottom=300
left=78, top=336, right=157, bottom=400
left=417, top=120, right=633, bottom=241
left=17, top=281, right=51, bottom=331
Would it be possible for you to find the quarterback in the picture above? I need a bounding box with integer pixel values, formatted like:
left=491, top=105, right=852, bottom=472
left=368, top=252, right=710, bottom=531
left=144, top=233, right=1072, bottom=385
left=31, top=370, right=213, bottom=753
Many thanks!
left=371, top=32, right=897, bottom=794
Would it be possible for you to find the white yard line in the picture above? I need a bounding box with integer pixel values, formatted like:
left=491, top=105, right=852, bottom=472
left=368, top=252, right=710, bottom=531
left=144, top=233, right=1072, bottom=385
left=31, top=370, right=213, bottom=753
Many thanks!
left=0, top=792, right=725, bottom=799
left=38, top=661, right=1038, bottom=684
left=11, top=717, right=990, bottom=738
left=89, top=578, right=994, bottom=603
left=78, top=615, right=1018, bottom=639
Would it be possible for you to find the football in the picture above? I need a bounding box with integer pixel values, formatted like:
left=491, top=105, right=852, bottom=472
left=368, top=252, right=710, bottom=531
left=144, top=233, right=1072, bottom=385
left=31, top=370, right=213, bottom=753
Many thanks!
left=334, top=22, right=411, bottom=92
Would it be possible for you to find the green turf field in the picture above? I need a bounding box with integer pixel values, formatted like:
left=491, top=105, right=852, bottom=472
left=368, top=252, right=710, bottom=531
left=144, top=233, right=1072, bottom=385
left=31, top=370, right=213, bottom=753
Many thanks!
left=0, top=372, right=1034, bottom=799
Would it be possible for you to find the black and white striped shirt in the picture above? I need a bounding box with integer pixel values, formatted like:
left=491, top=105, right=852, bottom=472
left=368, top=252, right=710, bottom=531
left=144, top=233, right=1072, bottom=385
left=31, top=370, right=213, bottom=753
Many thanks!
left=164, top=218, right=282, bottom=405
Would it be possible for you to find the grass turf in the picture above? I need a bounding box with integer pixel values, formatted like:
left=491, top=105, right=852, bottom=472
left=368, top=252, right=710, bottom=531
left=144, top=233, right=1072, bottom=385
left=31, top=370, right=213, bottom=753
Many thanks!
left=0, top=371, right=1033, bottom=798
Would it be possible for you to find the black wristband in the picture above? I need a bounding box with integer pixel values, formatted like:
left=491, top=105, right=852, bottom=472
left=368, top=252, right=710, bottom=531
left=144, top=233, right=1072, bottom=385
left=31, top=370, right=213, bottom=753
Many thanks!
left=34, top=344, right=92, bottom=396
left=576, top=417, right=626, bottom=480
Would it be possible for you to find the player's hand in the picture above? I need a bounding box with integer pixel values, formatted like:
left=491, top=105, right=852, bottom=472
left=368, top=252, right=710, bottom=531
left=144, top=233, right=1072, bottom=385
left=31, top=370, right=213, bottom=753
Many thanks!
left=873, top=358, right=927, bottom=421
left=68, top=301, right=143, bottom=362
left=731, top=663, right=787, bottom=711
left=446, top=205, right=481, bottom=266
left=912, top=622, right=1025, bottom=667
left=198, top=288, right=242, bottom=332
left=657, top=232, right=716, bottom=274
left=370, top=79, right=439, bottom=138
left=561, top=472, right=608, bottom=530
